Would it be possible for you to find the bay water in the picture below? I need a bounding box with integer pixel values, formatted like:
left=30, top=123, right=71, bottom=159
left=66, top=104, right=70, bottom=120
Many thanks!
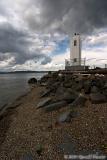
left=0, top=73, right=45, bottom=108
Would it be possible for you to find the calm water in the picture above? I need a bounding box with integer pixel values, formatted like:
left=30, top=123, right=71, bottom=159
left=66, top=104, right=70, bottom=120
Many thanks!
left=0, top=73, right=45, bottom=108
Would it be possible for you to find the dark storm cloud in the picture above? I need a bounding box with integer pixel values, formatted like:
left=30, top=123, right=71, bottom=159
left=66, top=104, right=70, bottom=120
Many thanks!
left=25, top=0, right=107, bottom=35
left=0, top=22, right=52, bottom=65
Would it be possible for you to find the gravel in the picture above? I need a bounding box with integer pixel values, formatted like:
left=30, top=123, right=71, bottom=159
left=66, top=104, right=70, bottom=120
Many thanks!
left=0, top=86, right=107, bottom=160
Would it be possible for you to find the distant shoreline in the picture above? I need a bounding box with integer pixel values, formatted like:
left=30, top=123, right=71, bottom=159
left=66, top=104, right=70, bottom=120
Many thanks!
left=0, top=71, right=50, bottom=74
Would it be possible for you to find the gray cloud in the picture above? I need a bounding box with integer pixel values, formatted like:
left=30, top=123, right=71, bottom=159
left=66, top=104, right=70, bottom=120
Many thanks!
left=41, top=56, right=51, bottom=65
left=0, top=22, right=52, bottom=66
left=25, top=0, right=107, bottom=35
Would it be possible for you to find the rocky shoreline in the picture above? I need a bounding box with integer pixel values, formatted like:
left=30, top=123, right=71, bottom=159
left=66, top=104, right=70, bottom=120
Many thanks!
left=0, top=90, right=31, bottom=121
left=0, top=72, right=107, bottom=159
left=0, top=88, right=33, bottom=148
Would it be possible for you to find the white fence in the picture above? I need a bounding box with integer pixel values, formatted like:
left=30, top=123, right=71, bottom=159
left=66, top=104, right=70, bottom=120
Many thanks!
left=65, top=58, right=86, bottom=67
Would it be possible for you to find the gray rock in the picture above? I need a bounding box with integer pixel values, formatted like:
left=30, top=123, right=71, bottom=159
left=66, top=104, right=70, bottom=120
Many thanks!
left=102, top=88, right=107, bottom=97
left=91, top=86, right=99, bottom=93
left=37, top=98, right=52, bottom=109
left=44, top=101, right=67, bottom=112
left=40, top=89, right=52, bottom=97
left=103, top=82, right=107, bottom=89
left=58, top=111, right=72, bottom=123
left=63, top=82, right=72, bottom=88
left=84, top=81, right=91, bottom=94
left=95, top=78, right=105, bottom=88
left=56, top=88, right=78, bottom=104
left=40, top=74, right=50, bottom=83
left=90, top=93, right=107, bottom=104
left=48, top=82, right=61, bottom=92
left=62, top=91, right=78, bottom=104
left=52, top=82, right=61, bottom=88
left=55, top=86, right=66, bottom=96
left=70, top=94, right=87, bottom=107
left=75, top=81, right=84, bottom=91
left=28, top=78, right=37, bottom=84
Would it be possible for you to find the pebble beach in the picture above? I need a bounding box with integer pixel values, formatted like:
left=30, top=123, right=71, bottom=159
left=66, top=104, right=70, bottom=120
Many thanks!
left=0, top=73, right=107, bottom=160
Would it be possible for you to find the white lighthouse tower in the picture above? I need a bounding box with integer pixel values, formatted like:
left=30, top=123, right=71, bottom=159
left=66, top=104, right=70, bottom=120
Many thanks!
left=70, top=33, right=81, bottom=66
left=65, top=33, right=88, bottom=71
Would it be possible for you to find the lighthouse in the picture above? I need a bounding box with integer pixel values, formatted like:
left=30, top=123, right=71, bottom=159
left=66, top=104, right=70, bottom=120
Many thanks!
left=70, top=33, right=81, bottom=66
left=65, top=33, right=88, bottom=71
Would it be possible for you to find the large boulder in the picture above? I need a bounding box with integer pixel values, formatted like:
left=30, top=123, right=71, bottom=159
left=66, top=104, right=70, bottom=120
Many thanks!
left=58, top=74, right=65, bottom=82
left=37, top=97, right=52, bottom=109
left=55, top=87, right=79, bottom=104
left=47, top=82, right=61, bottom=91
left=28, top=78, right=37, bottom=84
left=40, top=74, right=51, bottom=83
left=90, top=93, right=107, bottom=104
left=58, top=110, right=72, bottom=123
left=102, top=88, right=107, bottom=97
left=44, top=101, right=67, bottom=112
left=71, top=80, right=84, bottom=92
left=83, top=81, right=91, bottom=94
left=103, top=82, right=107, bottom=89
left=90, top=77, right=105, bottom=89
left=95, top=77, right=105, bottom=88
left=70, top=94, right=87, bottom=107
left=91, top=86, right=99, bottom=93
left=55, top=86, right=66, bottom=96
left=62, top=91, right=79, bottom=104
left=63, top=80, right=72, bottom=88
left=40, top=89, right=52, bottom=97
left=62, top=75, right=75, bottom=88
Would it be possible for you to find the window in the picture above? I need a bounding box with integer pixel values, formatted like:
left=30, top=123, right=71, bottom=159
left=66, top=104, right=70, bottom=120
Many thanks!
left=74, top=58, right=77, bottom=62
left=74, top=40, right=77, bottom=46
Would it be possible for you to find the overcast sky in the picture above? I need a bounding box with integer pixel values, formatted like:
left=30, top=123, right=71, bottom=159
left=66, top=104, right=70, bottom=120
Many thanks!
left=0, top=0, right=107, bottom=71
